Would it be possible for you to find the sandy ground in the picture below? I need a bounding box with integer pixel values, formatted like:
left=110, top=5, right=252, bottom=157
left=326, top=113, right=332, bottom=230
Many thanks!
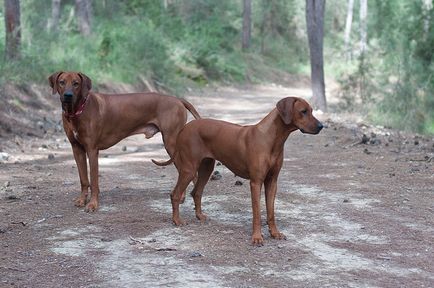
left=0, top=84, right=433, bottom=287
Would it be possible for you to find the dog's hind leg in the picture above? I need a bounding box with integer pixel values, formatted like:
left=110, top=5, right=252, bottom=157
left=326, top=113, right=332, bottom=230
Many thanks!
left=191, top=158, right=215, bottom=222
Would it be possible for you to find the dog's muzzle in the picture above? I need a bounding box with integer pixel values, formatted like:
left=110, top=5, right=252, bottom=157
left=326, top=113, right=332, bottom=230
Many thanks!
left=63, top=91, right=73, bottom=103
left=300, top=122, right=324, bottom=134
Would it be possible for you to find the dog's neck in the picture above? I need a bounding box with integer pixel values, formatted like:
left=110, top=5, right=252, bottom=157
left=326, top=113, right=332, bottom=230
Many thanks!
left=257, top=108, right=298, bottom=150
left=63, top=94, right=90, bottom=120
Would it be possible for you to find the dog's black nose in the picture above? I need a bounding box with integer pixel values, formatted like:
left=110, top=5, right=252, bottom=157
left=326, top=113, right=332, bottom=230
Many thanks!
left=317, top=122, right=324, bottom=131
left=63, top=91, right=73, bottom=101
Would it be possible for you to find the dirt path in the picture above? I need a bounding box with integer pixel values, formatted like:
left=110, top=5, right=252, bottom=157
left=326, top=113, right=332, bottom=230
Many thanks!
left=1, top=85, right=433, bottom=287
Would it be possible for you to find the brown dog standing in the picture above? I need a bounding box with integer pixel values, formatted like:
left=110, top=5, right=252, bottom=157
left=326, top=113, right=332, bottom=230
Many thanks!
left=49, top=71, right=200, bottom=212
left=154, top=97, right=323, bottom=245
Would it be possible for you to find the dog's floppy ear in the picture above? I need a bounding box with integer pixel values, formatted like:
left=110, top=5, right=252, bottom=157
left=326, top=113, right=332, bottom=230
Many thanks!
left=276, top=97, right=296, bottom=125
left=48, top=71, right=63, bottom=95
left=78, top=72, right=92, bottom=97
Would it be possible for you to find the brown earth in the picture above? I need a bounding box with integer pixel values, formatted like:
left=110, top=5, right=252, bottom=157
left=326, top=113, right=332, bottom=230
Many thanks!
left=0, top=83, right=433, bottom=287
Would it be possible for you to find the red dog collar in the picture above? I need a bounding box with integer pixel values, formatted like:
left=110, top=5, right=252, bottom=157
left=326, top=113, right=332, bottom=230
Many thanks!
left=63, top=95, right=89, bottom=119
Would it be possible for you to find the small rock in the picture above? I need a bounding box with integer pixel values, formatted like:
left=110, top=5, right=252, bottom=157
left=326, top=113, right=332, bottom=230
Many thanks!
left=363, top=148, right=372, bottom=155
left=189, top=251, right=202, bottom=258
left=100, top=238, right=112, bottom=242
left=41, top=144, right=48, bottom=149
left=0, top=152, right=9, bottom=161
left=147, top=238, right=157, bottom=243
left=4, top=181, right=10, bottom=188
left=211, top=171, right=222, bottom=180
left=414, top=140, right=419, bottom=145
left=370, top=138, right=381, bottom=145
left=62, top=180, right=74, bottom=186
left=48, top=154, right=55, bottom=160
left=37, top=121, right=44, bottom=129
left=234, top=180, right=243, bottom=186
left=37, top=218, right=46, bottom=223
left=361, top=134, right=369, bottom=144
left=343, top=199, right=350, bottom=203
left=7, top=195, right=20, bottom=201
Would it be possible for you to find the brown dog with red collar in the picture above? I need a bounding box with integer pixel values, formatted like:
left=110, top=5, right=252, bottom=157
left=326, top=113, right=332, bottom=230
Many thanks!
left=49, top=71, right=200, bottom=212
left=153, top=97, right=323, bottom=245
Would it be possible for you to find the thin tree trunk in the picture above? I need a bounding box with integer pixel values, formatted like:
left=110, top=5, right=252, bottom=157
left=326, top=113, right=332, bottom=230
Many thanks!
left=48, top=0, right=61, bottom=32
left=344, top=0, right=354, bottom=61
left=422, top=0, right=432, bottom=40
left=242, top=0, right=252, bottom=51
left=260, top=0, right=268, bottom=54
left=4, top=0, right=21, bottom=61
left=359, top=0, right=367, bottom=56
left=306, top=0, right=327, bottom=112
left=75, top=0, right=92, bottom=36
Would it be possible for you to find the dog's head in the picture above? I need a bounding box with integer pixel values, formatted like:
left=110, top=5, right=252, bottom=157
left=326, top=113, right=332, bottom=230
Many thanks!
left=48, top=71, right=92, bottom=114
left=276, top=97, right=323, bottom=134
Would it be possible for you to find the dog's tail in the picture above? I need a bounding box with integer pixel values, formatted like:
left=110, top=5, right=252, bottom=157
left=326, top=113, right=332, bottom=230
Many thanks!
left=152, top=157, right=174, bottom=166
left=180, top=98, right=201, bottom=119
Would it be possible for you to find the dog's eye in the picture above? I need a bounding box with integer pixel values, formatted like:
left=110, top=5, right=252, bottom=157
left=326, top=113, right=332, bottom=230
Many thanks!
left=301, top=109, right=307, bottom=115
left=59, top=80, right=65, bottom=87
left=73, top=82, right=79, bottom=88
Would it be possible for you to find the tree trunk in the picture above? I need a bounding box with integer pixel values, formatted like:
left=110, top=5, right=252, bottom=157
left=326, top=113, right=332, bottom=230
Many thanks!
left=260, top=0, right=268, bottom=54
left=242, top=0, right=252, bottom=51
left=75, top=0, right=92, bottom=36
left=343, top=0, right=354, bottom=61
left=4, top=0, right=21, bottom=61
left=359, top=0, right=367, bottom=56
left=422, top=0, right=432, bottom=40
left=306, top=0, right=327, bottom=112
left=48, top=0, right=61, bottom=32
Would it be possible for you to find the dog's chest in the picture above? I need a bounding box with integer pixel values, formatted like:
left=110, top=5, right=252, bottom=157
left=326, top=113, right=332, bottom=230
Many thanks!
left=73, top=130, right=79, bottom=141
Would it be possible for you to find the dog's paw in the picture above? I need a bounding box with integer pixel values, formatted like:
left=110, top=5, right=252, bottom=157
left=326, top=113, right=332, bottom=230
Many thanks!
left=251, top=234, right=264, bottom=246
left=195, top=212, right=208, bottom=223
left=271, top=231, right=287, bottom=240
left=74, top=196, right=87, bottom=207
left=84, top=201, right=98, bottom=213
left=172, top=217, right=187, bottom=226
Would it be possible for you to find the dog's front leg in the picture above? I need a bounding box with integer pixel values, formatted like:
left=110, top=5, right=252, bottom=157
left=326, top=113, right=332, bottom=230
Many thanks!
left=250, top=180, right=264, bottom=245
left=85, top=148, right=99, bottom=212
left=264, top=175, right=286, bottom=240
left=71, top=143, right=89, bottom=207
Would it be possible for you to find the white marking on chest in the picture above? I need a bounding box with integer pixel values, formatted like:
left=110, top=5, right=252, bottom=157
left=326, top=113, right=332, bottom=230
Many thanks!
left=73, top=130, right=79, bottom=140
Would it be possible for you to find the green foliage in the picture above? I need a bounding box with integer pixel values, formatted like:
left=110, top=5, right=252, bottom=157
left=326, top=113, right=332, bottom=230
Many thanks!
left=372, top=2, right=434, bottom=133
left=335, top=0, right=434, bottom=134
left=0, top=0, right=309, bottom=90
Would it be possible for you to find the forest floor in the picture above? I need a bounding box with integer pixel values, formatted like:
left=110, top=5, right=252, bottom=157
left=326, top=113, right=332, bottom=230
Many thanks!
left=0, top=83, right=433, bottom=287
